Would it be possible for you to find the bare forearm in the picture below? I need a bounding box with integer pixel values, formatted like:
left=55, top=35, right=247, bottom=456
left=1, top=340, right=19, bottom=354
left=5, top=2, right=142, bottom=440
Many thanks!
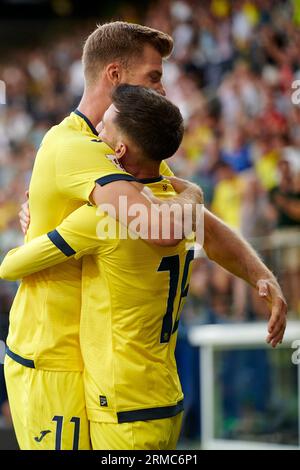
left=203, top=210, right=287, bottom=348
left=204, top=209, right=276, bottom=288
left=149, top=178, right=203, bottom=237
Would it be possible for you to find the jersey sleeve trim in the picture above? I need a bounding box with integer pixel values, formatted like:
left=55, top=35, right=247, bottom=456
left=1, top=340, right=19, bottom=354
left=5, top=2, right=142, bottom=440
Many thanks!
left=47, top=230, right=76, bottom=257
left=117, top=399, right=184, bottom=423
left=95, top=174, right=137, bottom=186
left=6, top=347, right=35, bottom=369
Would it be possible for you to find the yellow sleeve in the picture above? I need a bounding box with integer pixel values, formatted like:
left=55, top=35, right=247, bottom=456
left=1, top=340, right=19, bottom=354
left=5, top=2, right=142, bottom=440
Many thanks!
left=0, top=238, right=68, bottom=281
left=159, top=160, right=174, bottom=177
left=0, top=205, right=101, bottom=281
left=55, top=137, right=136, bottom=201
left=54, top=204, right=102, bottom=254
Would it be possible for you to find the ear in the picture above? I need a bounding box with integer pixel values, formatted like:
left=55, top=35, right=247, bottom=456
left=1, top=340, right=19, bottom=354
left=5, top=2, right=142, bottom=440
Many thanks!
left=105, top=63, right=122, bottom=86
left=115, top=142, right=127, bottom=160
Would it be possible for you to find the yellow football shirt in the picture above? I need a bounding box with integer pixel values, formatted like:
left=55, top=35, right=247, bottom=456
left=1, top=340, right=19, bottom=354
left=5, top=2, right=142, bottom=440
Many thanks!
left=1, top=178, right=194, bottom=422
left=6, top=110, right=171, bottom=371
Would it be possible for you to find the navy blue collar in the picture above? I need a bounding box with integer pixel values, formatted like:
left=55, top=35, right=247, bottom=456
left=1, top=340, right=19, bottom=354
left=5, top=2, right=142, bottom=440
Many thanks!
left=136, top=175, right=163, bottom=184
left=74, top=109, right=98, bottom=136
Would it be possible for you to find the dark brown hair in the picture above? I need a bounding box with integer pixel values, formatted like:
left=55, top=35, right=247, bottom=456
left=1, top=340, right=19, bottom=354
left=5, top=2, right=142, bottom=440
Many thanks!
left=112, top=84, right=184, bottom=162
left=83, top=21, right=173, bottom=86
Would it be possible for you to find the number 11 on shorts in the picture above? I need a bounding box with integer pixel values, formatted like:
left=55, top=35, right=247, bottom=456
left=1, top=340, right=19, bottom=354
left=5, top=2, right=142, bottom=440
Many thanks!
left=52, top=415, right=80, bottom=450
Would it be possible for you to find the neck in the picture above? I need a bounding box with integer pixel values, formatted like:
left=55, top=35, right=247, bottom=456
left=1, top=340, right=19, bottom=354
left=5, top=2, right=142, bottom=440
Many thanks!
left=77, top=86, right=111, bottom=128
left=122, top=154, right=161, bottom=180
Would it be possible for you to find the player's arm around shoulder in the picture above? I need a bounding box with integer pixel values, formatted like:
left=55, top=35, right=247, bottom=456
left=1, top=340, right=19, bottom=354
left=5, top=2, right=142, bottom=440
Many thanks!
left=0, top=204, right=101, bottom=281
left=0, top=235, right=67, bottom=281
left=92, top=176, right=203, bottom=247
left=54, top=203, right=101, bottom=254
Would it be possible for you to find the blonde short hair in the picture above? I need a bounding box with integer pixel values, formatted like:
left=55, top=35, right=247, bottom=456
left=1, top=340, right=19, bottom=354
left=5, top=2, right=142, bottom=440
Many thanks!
left=82, top=21, right=173, bottom=86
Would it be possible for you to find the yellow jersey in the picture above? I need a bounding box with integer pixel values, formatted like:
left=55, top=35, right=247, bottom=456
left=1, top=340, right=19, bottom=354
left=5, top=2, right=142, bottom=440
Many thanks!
left=1, top=178, right=194, bottom=422
left=6, top=109, right=172, bottom=371
left=211, top=176, right=244, bottom=230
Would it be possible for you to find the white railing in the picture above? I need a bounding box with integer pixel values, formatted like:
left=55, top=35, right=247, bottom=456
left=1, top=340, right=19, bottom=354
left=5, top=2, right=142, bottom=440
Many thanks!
left=188, top=321, right=300, bottom=450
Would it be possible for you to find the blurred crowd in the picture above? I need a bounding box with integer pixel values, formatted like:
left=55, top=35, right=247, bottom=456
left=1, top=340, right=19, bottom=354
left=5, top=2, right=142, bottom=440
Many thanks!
left=146, top=0, right=300, bottom=321
left=0, top=0, right=300, bottom=440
